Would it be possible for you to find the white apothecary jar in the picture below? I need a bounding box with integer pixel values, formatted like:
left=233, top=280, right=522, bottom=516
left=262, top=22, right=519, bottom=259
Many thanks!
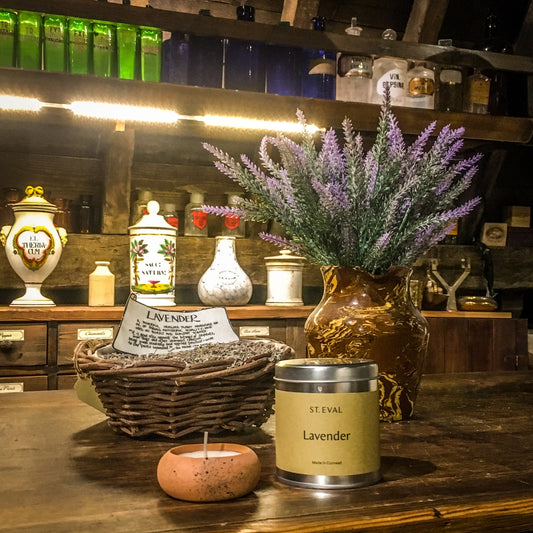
left=128, top=200, right=177, bottom=306
left=0, top=185, right=67, bottom=307
left=264, top=249, right=305, bottom=306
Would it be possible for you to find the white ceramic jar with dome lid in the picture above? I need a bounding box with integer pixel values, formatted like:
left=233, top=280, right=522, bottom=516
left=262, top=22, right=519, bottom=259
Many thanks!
left=128, top=200, right=177, bottom=306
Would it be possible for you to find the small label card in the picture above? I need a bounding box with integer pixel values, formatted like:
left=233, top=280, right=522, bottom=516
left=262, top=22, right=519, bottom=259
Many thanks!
left=112, top=295, right=239, bottom=355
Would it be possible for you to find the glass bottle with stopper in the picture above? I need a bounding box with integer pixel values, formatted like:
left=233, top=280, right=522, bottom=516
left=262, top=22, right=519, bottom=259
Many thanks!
left=221, top=193, right=245, bottom=238
left=184, top=191, right=208, bottom=237
left=336, top=17, right=372, bottom=103
left=369, top=29, right=407, bottom=106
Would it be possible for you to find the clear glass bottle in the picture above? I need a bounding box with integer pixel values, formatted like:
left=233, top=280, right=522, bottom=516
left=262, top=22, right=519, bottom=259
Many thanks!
left=88, top=261, right=115, bottom=306
left=224, top=6, right=265, bottom=92
left=130, top=189, right=152, bottom=225
left=92, top=21, right=115, bottom=78
left=163, top=203, right=178, bottom=230
left=437, top=67, right=463, bottom=112
left=336, top=17, right=372, bottom=103
left=116, top=23, right=138, bottom=80
left=17, top=11, right=41, bottom=70
left=369, top=29, right=407, bottom=106
left=265, top=21, right=302, bottom=96
left=140, top=26, right=162, bottom=82
left=162, top=31, right=189, bottom=85
left=405, top=61, right=435, bottom=109
left=301, top=16, right=335, bottom=100
left=221, top=193, right=245, bottom=238
left=0, top=10, right=17, bottom=68
left=184, top=191, right=208, bottom=237
left=43, top=15, right=67, bottom=73
left=68, top=18, right=91, bottom=75
left=464, top=68, right=490, bottom=114
left=188, top=10, right=223, bottom=88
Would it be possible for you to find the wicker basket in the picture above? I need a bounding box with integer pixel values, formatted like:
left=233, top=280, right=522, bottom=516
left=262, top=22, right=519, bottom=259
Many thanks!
left=74, top=339, right=293, bottom=439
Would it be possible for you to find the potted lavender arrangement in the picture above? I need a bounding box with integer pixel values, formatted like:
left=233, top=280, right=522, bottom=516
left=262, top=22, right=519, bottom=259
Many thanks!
left=202, top=93, right=481, bottom=421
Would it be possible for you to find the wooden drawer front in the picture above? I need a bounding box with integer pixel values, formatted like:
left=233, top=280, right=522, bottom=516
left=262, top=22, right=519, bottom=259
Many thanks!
left=424, top=317, right=529, bottom=373
left=0, top=324, right=47, bottom=367
left=233, top=319, right=287, bottom=345
left=57, top=322, right=119, bottom=367
left=0, top=375, right=48, bottom=391
left=57, top=373, right=78, bottom=390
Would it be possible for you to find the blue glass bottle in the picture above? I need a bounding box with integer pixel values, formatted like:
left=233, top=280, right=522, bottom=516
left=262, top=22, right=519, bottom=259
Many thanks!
left=162, top=31, right=189, bottom=85
left=266, top=21, right=302, bottom=96
left=188, top=10, right=223, bottom=88
left=301, top=16, right=335, bottom=100
left=224, top=5, right=265, bottom=92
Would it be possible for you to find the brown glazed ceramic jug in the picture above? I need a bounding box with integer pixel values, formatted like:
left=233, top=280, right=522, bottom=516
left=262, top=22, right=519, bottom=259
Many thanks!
left=305, top=266, right=429, bottom=421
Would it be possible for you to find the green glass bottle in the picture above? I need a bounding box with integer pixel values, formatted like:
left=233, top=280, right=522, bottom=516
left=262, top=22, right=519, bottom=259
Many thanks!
left=17, top=11, right=41, bottom=70
left=116, top=23, right=137, bottom=80
left=0, top=10, right=16, bottom=68
left=140, top=27, right=161, bottom=82
left=93, top=21, right=115, bottom=77
left=68, top=18, right=91, bottom=75
left=43, top=14, right=67, bottom=72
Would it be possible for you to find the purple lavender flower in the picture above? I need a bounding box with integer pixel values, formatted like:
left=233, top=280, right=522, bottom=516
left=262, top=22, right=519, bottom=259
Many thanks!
left=202, top=103, right=482, bottom=274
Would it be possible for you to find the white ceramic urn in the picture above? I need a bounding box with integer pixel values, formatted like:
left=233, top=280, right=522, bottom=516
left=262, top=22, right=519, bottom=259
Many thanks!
left=198, top=236, right=252, bottom=306
left=0, top=185, right=67, bottom=307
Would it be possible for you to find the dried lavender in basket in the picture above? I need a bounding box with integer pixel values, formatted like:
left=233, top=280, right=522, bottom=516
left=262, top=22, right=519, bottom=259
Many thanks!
left=94, top=340, right=289, bottom=369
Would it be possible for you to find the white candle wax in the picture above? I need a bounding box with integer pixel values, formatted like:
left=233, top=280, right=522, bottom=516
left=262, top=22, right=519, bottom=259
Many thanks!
left=180, top=450, right=241, bottom=458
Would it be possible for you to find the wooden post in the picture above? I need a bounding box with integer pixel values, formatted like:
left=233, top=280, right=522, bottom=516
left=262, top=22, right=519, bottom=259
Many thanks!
left=402, top=0, right=449, bottom=44
left=281, top=0, right=319, bottom=29
left=101, top=123, right=134, bottom=234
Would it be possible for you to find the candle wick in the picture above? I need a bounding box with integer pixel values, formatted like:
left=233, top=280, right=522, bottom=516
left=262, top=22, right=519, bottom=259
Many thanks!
left=203, top=431, right=208, bottom=459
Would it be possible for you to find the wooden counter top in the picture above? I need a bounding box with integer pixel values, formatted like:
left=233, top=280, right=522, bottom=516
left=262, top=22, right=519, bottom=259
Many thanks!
left=0, top=305, right=512, bottom=322
left=1, top=372, right=532, bottom=532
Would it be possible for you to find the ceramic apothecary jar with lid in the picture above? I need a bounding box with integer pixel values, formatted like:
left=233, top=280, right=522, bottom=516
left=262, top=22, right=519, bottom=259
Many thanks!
left=0, top=185, right=68, bottom=307
left=129, top=200, right=177, bottom=306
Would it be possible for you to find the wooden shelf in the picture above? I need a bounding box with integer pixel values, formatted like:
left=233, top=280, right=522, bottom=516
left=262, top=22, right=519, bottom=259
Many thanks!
left=1, top=68, right=532, bottom=144
left=0, top=304, right=512, bottom=322
left=5, top=0, right=533, bottom=73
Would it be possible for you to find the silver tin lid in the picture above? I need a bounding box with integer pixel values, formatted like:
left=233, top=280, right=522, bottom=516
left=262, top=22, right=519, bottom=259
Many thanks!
left=275, top=358, right=378, bottom=383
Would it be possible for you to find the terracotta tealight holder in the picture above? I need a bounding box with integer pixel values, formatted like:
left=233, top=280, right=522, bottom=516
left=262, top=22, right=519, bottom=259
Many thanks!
left=157, top=441, right=261, bottom=502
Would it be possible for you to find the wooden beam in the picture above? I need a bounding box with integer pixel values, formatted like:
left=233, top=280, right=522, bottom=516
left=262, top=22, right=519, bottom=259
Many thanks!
left=281, top=0, right=319, bottom=29
left=514, top=0, right=533, bottom=55
left=402, top=0, right=449, bottom=44
left=101, top=127, right=134, bottom=234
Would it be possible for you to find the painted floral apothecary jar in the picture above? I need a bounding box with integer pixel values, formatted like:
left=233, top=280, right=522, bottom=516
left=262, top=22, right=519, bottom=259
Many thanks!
left=129, top=200, right=177, bottom=306
left=0, top=185, right=67, bottom=307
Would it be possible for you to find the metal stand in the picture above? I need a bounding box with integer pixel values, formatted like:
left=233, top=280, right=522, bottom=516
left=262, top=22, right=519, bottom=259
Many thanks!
left=429, top=258, right=471, bottom=312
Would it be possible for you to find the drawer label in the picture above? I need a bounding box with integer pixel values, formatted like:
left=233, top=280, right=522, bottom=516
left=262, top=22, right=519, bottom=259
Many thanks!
left=77, top=328, right=114, bottom=341
left=0, top=383, right=24, bottom=393
left=239, top=326, right=270, bottom=338
left=0, top=330, right=24, bottom=341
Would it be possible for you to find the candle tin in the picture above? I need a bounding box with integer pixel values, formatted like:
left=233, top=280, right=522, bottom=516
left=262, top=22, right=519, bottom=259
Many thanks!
left=275, top=358, right=381, bottom=489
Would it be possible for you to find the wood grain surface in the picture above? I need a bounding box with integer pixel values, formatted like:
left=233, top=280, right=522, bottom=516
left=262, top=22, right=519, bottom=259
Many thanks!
left=0, top=372, right=532, bottom=532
